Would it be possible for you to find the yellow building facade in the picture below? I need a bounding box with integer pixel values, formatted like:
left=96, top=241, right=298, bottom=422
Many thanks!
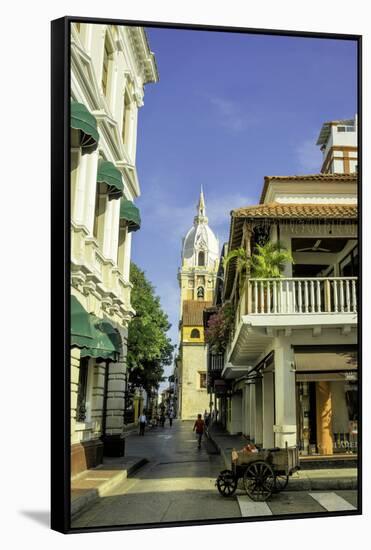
left=177, top=190, right=219, bottom=420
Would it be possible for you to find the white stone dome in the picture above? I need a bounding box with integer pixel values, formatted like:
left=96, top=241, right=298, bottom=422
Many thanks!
left=181, top=189, right=219, bottom=268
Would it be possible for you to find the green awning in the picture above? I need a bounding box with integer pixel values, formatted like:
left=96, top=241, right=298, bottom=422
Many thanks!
left=71, top=295, right=94, bottom=348
left=70, top=101, right=99, bottom=147
left=80, top=316, right=121, bottom=362
left=99, top=319, right=122, bottom=351
left=120, top=199, right=141, bottom=232
left=71, top=296, right=121, bottom=361
left=97, top=160, right=124, bottom=198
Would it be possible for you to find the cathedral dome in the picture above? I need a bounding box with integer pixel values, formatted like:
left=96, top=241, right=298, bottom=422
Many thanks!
left=181, top=188, right=219, bottom=268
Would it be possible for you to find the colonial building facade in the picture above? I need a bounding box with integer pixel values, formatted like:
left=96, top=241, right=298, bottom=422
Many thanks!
left=177, top=190, right=219, bottom=419
left=70, top=22, right=158, bottom=476
left=207, top=117, right=358, bottom=459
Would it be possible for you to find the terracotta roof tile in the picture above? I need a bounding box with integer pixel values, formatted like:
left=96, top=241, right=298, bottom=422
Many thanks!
left=232, top=202, right=357, bottom=220
left=264, top=174, right=357, bottom=182
left=182, top=300, right=212, bottom=326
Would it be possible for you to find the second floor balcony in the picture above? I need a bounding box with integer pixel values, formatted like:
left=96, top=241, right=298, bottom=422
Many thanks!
left=245, top=276, right=357, bottom=316
left=207, top=352, right=224, bottom=380
left=225, top=275, right=358, bottom=373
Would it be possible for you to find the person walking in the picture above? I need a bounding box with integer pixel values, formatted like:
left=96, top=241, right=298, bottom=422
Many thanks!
left=193, top=413, right=205, bottom=449
left=169, top=409, right=174, bottom=427
left=139, top=412, right=147, bottom=436
left=160, top=411, right=166, bottom=428
left=204, top=409, right=210, bottom=427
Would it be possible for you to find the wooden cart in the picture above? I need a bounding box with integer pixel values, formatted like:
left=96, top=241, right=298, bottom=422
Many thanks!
left=216, top=443, right=299, bottom=501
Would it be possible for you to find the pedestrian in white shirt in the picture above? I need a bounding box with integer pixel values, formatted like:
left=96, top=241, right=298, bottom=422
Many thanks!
left=139, top=412, right=147, bottom=436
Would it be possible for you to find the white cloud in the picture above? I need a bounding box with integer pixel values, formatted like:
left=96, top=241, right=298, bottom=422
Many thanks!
left=209, top=96, right=257, bottom=133
left=296, top=137, right=323, bottom=173
left=207, top=193, right=251, bottom=227
left=140, top=189, right=252, bottom=245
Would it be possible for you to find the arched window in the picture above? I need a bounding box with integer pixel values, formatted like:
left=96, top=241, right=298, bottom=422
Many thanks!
left=198, top=251, right=205, bottom=266
left=190, top=328, right=200, bottom=339
left=197, top=286, right=204, bottom=299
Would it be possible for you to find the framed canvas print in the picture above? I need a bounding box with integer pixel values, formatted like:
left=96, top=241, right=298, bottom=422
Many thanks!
left=51, top=16, right=362, bottom=533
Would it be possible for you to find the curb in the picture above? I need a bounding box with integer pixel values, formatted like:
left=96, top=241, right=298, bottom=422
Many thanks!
left=286, top=477, right=357, bottom=491
left=71, top=457, right=148, bottom=519
left=204, top=429, right=221, bottom=454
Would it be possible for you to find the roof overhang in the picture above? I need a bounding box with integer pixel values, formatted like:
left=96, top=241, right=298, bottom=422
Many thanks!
left=223, top=209, right=357, bottom=301
left=226, top=313, right=357, bottom=367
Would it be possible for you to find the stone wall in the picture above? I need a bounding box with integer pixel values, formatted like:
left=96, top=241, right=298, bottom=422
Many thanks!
left=180, top=345, right=209, bottom=420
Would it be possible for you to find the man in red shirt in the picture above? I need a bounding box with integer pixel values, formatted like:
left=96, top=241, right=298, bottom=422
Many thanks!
left=193, top=414, right=205, bottom=449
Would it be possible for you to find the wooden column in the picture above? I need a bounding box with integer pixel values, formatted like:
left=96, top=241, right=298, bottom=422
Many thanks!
left=316, top=381, right=333, bottom=455
left=243, top=222, right=253, bottom=312
left=324, top=279, right=332, bottom=312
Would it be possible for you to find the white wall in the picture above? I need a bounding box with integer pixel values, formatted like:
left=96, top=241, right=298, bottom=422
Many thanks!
left=264, top=180, right=357, bottom=204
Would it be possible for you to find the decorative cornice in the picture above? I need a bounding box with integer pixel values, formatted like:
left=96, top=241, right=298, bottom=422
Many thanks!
left=126, top=27, right=159, bottom=85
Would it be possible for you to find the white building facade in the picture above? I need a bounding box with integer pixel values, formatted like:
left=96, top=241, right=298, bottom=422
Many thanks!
left=218, top=119, right=358, bottom=459
left=317, top=116, right=358, bottom=174
left=70, top=22, right=158, bottom=476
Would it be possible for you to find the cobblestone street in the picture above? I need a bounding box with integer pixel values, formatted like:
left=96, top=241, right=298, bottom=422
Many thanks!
left=72, top=421, right=357, bottom=529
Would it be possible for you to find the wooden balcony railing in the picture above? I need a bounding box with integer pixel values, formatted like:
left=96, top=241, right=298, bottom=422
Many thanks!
left=208, top=353, right=224, bottom=374
left=242, top=277, right=358, bottom=315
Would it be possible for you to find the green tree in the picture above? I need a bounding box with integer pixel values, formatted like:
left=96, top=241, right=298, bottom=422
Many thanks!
left=127, top=263, right=174, bottom=393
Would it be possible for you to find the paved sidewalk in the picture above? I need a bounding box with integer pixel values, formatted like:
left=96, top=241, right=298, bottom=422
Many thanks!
left=71, top=424, right=147, bottom=519
left=206, top=423, right=357, bottom=491
left=71, top=455, right=147, bottom=518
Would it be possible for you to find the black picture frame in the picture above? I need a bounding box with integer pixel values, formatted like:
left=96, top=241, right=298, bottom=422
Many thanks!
left=51, top=15, right=362, bottom=534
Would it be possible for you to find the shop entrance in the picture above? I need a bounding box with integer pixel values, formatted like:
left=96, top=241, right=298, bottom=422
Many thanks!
left=296, top=376, right=358, bottom=456
left=294, top=346, right=358, bottom=457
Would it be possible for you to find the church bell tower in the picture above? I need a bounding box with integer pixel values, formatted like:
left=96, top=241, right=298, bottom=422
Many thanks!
left=177, top=188, right=219, bottom=420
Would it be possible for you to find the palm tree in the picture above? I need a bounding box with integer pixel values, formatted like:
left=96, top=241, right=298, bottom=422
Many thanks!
left=223, top=240, right=293, bottom=281
left=222, top=247, right=248, bottom=275
left=250, top=241, right=293, bottom=279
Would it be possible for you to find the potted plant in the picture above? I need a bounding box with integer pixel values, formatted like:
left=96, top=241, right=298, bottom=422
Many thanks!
left=223, top=240, right=293, bottom=279
left=205, top=303, right=235, bottom=353
left=223, top=240, right=294, bottom=311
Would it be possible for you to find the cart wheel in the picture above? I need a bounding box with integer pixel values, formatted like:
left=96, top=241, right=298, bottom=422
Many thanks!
left=243, top=461, right=275, bottom=501
left=274, top=473, right=289, bottom=493
left=216, top=470, right=237, bottom=497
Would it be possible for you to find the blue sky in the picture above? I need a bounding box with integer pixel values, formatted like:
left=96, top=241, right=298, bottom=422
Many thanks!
left=131, top=27, right=357, bottom=382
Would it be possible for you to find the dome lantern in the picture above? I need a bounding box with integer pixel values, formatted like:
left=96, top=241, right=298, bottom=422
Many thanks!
left=182, top=188, right=219, bottom=267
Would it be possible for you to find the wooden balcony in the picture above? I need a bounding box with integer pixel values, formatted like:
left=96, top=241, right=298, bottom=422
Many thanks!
left=224, top=276, right=358, bottom=374
left=243, top=277, right=358, bottom=316
left=208, top=353, right=224, bottom=374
